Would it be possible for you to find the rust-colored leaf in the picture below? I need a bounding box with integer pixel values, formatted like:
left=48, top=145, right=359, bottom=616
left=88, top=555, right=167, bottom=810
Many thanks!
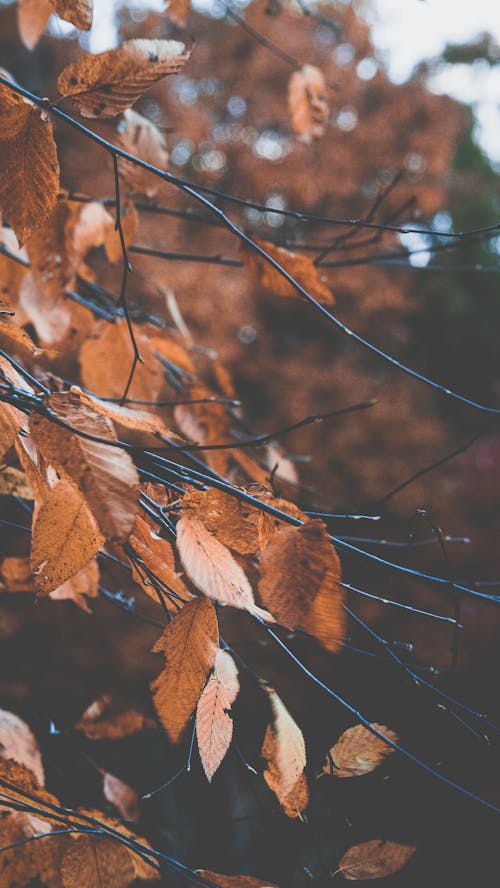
left=75, top=696, right=155, bottom=740
left=49, top=558, right=99, bottom=611
left=174, top=382, right=230, bottom=476
left=258, top=518, right=342, bottom=631
left=324, top=723, right=398, bottom=778
left=288, top=65, right=329, bottom=143
left=0, top=709, right=44, bottom=785
left=70, top=386, right=179, bottom=443
left=182, top=486, right=262, bottom=556
left=60, top=835, right=136, bottom=888
left=49, top=0, right=93, bottom=30
left=337, top=839, right=416, bottom=881
left=30, top=391, right=139, bottom=543
left=196, top=648, right=239, bottom=781
left=261, top=688, right=308, bottom=817
left=0, top=83, right=59, bottom=246
left=0, top=556, right=36, bottom=593
left=176, top=513, right=270, bottom=617
left=128, top=513, right=192, bottom=608
left=31, top=479, right=104, bottom=595
left=17, top=0, right=53, bottom=50
left=79, top=320, right=167, bottom=401
left=103, top=772, right=140, bottom=822
left=151, top=596, right=218, bottom=743
left=165, top=0, right=190, bottom=27
left=117, top=109, right=169, bottom=197
left=58, top=39, right=191, bottom=118
left=0, top=465, right=33, bottom=499
left=244, top=237, right=334, bottom=307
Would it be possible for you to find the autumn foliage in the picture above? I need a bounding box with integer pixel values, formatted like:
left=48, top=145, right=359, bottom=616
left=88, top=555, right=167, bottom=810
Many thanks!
left=0, top=0, right=499, bottom=885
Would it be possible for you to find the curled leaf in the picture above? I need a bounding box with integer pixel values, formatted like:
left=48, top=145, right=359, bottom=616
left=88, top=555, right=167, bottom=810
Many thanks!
left=261, top=688, right=308, bottom=817
left=244, top=237, right=334, bottom=306
left=288, top=64, right=329, bottom=143
left=58, top=39, right=191, bottom=118
left=324, top=723, right=398, bottom=779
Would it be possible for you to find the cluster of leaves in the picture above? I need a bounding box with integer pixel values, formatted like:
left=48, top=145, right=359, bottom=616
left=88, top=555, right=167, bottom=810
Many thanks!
left=1, top=0, right=499, bottom=885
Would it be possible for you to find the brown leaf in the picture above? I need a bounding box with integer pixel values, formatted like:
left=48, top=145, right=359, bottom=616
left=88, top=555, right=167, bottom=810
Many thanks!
left=128, top=513, right=192, bottom=608
left=165, top=0, right=190, bottom=27
left=72, top=200, right=114, bottom=265
left=30, top=391, right=139, bottom=543
left=0, top=709, right=44, bottom=785
left=324, top=724, right=398, bottom=779
left=26, top=201, right=78, bottom=301
left=19, top=273, right=72, bottom=347
left=0, top=83, right=60, bottom=246
left=17, top=0, right=53, bottom=50
left=0, top=556, right=36, bottom=593
left=288, top=65, right=329, bottom=143
left=261, top=688, right=308, bottom=817
left=196, top=648, right=239, bottom=781
left=103, top=772, right=139, bottom=822
left=198, top=874, right=278, bottom=888
left=104, top=201, right=138, bottom=263
left=60, top=835, right=136, bottom=888
left=244, top=237, right=334, bottom=307
left=176, top=513, right=270, bottom=617
left=70, top=385, right=180, bottom=442
left=0, top=465, right=33, bottom=499
left=76, top=696, right=155, bottom=740
left=49, top=558, right=99, bottom=611
left=0, top=358, right=30, bottom=460
left=31, top=479, right=104, bottom=595
left=117, top=109, right=169, bottom=197
left=174, top=382, right=230, bottom=476
left=182, top=486, right=262, bottom=556
left=58, top=39, right=191, bottom=118
left=337, top=839, right=416, bottom=881
left=258, top=518, right=342, bottom=631
left=49, top=0, right=93, bottom=30
left=151, top=596, right=218, bottom=743
left=79, top=320, right=167, bottom=401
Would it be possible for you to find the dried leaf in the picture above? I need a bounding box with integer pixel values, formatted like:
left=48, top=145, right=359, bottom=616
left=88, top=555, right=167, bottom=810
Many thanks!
left=103, top=772, right=139, bottom=822
left=58, top=39, right=191, bottom=118
left=30, top=392, right=139, bottom=543
left=261, top=688, right=308, bottom=817
left=165, top=0, right=190, bottom=27
left=337, top=839, right=416, bottom=881
left=0, top=709, right=44, bottom=785
left=176, top=513, right=270, bottom=617
left=151, top=596, right=218, bottom=743
left=198, top=874, right=278, bottom=888
left=288, top=65, right=329, bottom=143
left=49, top=0, right=93, bottom=30
left=129, top=514, right=192, bottom=608
left=0, top=465, right=33, bottom=499
left=72, top=201, right=114, bottom=263
left=0, top=556, right=36, bottom=593
left=70, top=386, right=179, bottom=442
left=31, top=479, right=104, bottom=595
left=0, top=358, right=31, bottom=460
left=0, top=83, right=60, bottom=246
left=79, top=320, right=167, bottom=401
left=174, top=382, right=230, bottom=475
left=258, top=518, right=343, bottom=631
left=76, top=696, right=154, bottom=740
left=244, top=237, right=334, bottom=307
left=19, top=273, right=72, bottom=347
left=17, top=0, right=53, bottom=50
left=324, top=724, right=398, bottom=778
left=60, top=835, right=136, bottom=888
left=182, top=486, right=262, bottom=556
left=49, top=558, right=99, bottom=611
left=196, top=648, right=239, bottom=781
left=117, top=109, right=169, bottom=197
